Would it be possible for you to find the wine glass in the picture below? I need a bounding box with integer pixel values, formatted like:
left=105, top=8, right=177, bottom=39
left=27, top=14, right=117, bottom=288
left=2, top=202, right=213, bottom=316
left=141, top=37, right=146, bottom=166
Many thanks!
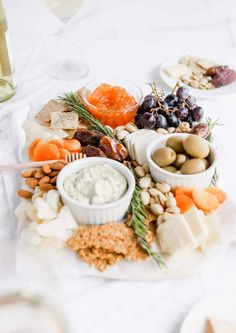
left=42, top=0, right=89, bottom=81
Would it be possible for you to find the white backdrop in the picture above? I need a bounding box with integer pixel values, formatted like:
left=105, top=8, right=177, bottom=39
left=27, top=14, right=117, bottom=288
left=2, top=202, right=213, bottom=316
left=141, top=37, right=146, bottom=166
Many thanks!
left=0, top=1, right=236, bottom=332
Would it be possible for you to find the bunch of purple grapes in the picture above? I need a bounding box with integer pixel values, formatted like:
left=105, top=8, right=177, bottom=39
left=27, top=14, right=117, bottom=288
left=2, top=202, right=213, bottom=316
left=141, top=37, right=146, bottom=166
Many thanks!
left=135, top=86, right=204, bottom=130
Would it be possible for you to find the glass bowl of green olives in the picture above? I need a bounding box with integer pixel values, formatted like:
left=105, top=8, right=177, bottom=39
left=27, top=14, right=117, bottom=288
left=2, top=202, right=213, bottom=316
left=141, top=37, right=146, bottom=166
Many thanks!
left=146, top=133, right=217, bottom=189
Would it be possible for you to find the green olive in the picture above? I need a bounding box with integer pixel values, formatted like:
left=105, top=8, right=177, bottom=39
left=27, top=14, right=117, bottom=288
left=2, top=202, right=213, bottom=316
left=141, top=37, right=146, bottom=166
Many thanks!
left=162, top=166, right=178, bottom=173
left=152, top=147, right=176, bottom=167
left=166, top=136, right=184, bottom=153
left=202, top=158, right=210, bottom=169
left=183, top=135, right=210, bottom=158
left=173, top=154, right=187, bottom=168
left=181, top=159, right=206, bottom=175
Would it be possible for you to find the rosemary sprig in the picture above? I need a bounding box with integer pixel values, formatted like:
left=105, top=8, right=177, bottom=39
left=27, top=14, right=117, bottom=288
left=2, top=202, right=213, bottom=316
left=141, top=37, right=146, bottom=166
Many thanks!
left=211, top=168, right=219, bottom=187
left=58, top=92, right=116, bottom=139
left=205, top=117, right=223, bottom=143
left=128, top=165, right=165, bottom=266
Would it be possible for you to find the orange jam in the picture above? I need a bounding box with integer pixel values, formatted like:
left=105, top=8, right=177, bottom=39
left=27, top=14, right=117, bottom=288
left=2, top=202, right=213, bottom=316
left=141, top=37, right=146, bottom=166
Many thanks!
left=86, top=83, right=138, bottom=127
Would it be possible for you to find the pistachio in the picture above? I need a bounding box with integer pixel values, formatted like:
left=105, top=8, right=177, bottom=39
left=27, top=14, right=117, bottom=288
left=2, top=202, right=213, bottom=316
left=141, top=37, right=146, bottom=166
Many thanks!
left=142, top=163, right=149, bottom=173
left=156, top=182, right=171, bottom=194
left=140, top=191, right=150, bottom=206
left=157, top=215, right=165, bottom=225
left=156, top=128, right=169, bottom=134
left=165, top=206, right=180, bottom=214
left=150, top=203, right=164, bottom=216
left=134, top=166, right=145, bottom=177
left=125, top=123, right=137, bottom=133
left=117, top=130, right=129, bottom=141
left=114, top=125, right=125, bottom=134
left=139, top=177, right=151, bottom=189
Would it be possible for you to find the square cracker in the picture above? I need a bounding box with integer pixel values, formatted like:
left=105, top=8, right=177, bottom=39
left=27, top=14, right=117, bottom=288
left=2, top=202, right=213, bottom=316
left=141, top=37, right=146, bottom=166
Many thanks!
left=35, top=100, right=68, bottom=125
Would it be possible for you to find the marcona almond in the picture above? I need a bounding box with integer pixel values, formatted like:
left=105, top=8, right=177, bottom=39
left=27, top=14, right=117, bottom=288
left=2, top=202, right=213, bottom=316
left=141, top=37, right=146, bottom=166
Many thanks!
left=39, top=176, right=50, bottom=185
left=34, top=170, right=46, bottom=179
left=50, top=162, right=64, bottom=171
left=21, top=169, right=35, bottom=178
left=25, top=178, right=39, bottom=189
left=17, top=189, right=33, bottom=199
left=39, top=183, right=54, bottom=191
left=42, top=164, right=51, bottom=174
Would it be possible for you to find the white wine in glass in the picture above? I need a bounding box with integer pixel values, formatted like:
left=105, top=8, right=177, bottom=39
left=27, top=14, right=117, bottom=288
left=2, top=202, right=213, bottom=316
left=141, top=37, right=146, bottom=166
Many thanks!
left=44, top=0, right=84, bottom=21
left=42, top=0, right=89, bottom=81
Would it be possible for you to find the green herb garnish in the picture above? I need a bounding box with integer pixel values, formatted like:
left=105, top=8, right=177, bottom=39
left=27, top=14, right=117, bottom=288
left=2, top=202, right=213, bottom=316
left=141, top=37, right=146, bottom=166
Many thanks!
left=59, top=92, right=116, bottom=139
left=205, top=117, right=223, bottom=143
left=128, top=165, right=165, bottom=266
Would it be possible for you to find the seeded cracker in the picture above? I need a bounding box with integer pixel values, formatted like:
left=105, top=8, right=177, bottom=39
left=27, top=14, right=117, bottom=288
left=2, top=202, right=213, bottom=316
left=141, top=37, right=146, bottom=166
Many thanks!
left=67, top=222, right=150, bottom=271
left=35, top=100, right=68, bottom=125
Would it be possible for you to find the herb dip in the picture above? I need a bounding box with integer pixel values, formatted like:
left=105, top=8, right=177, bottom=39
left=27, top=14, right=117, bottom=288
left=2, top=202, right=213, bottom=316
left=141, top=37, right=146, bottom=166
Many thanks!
left=63, top=163, right=127, bottom=205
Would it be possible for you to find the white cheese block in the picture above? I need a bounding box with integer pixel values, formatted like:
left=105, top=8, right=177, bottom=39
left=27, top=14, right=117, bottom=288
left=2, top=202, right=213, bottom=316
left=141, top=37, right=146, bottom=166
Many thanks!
left=200, top=212, right=221, bottom=251
left=51, top=111, right=79, bottom=129
left=157, top=215, right=198, bottom=256
left=184, top=207, right=208, bottom=247
left=207, top=318, right=236, bottom=333
left=126, top=129, right=160, bottom=165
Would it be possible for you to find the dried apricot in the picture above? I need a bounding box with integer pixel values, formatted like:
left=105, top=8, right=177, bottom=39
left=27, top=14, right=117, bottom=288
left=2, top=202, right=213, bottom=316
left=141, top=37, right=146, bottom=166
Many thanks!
left=58, top=148, right=70, bottom=159
left=33, top=143, right=60, bottom=161
left=63, top=139, right=81, bottom=152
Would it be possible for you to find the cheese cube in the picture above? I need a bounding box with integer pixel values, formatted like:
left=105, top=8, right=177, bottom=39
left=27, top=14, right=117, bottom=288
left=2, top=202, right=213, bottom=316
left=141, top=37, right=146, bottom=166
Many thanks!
left=51, top=111, right=79, bottom=129
left=157, top=215, right=198, bottom=256
left=207, top=318, right=236, bottom=333
left=184, top=207, right=208, bottom=247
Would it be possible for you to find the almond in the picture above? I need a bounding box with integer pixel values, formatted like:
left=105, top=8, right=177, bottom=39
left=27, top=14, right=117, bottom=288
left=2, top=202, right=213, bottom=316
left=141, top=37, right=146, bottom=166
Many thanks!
left=50, top=162, right=64, bottom=171
left=21, top=169, right=35, bottom=178
left=39, top=183, right=54, bottom=191
left=49, top=171, right=59, bottom=177
left=42, top=164, right=51, bottom=174
left=25, top=178, right=38, bottom=189
left=34, top=170, right=46, bottom=179
left=17, top=189, right=33, bottom=199
left=50, top=176, right=57, bottom=184
left=39, top=176, right=50, bottom=185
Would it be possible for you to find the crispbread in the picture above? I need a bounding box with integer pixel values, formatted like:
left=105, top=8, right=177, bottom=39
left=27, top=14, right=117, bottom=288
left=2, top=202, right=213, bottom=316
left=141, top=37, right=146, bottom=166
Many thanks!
left=35, top=100, right=68, bottom=126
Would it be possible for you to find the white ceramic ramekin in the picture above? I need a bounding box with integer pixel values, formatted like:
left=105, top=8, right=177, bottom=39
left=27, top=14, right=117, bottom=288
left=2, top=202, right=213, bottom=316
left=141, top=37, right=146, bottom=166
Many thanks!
left=146, top=133, right=217, bottom=189
left=57, top=157, right=135, bottom=225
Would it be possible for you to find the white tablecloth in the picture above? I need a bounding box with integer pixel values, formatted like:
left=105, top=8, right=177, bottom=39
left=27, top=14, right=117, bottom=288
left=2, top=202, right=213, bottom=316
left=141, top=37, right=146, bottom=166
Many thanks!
left=1, top=1, right=236, bottom=332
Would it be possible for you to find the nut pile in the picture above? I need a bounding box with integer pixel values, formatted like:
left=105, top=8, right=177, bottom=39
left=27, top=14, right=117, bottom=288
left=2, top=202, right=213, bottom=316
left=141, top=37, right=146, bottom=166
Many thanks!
left=17, top=161, right=67, bottom=199
left=133, top=163, right=180, bottom=225
left=114, top=122, right=138, bottom=140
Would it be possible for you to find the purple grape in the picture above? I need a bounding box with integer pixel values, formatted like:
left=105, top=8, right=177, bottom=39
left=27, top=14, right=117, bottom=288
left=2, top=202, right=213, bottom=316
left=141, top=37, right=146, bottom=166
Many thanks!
left=176, top=86, right=189, bottom=101
left=186, top=116, right=194, bottom=127
left=176, top=106, right=189, bottom=121
left=155, top=114, right=168, bottom=129
left=144, top=94, right=154, bottom=100
left=140, top=112, right=156, bottom=129
left=191, top=106, right=204, bottom=122
left=135, top=113, right=143, bottom=128
left=139, top=96, right=157, bottom=113
left=186, top=95, right=196, bottom=108
left=167, top=114, right=180, bottom=128
left=156, top=107, right=167, bottom=117
left=164, top=94, right=178, bottom=107
left=158, top=99, right=169, bottom=110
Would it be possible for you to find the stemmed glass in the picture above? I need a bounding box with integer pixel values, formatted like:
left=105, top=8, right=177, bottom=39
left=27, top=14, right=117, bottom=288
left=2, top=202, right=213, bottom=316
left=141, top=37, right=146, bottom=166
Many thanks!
left=42, top=0, right=89, bottom=80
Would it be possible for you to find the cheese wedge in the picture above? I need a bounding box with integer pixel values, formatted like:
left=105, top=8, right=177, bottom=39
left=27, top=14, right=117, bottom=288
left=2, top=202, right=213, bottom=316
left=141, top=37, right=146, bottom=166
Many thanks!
left=157, top=215, right=198, bottom=256
left=184, top=207, right=208, bottom=247
left=51, top=111, right=79, bottom=129
left=206, top=318, right=236, bottom=333
left=200, top=212, right=221, bottom=251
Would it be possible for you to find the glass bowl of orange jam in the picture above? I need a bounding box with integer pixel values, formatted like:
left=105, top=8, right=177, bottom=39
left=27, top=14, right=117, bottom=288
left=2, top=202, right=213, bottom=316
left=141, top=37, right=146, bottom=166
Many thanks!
left=81, top=78, right=143, bottom=128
